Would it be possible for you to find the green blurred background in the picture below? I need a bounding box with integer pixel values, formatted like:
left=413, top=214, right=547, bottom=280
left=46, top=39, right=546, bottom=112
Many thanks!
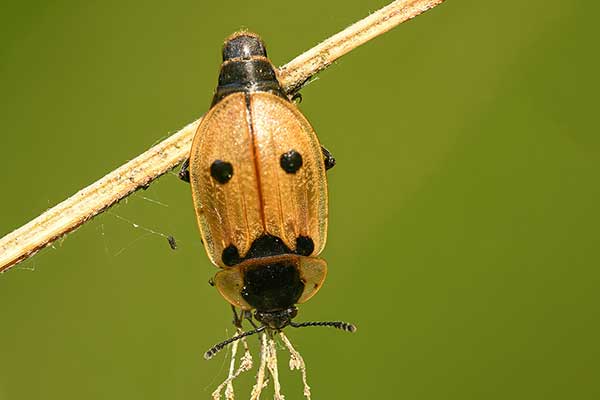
left=1, top=0, right=599, bottom=399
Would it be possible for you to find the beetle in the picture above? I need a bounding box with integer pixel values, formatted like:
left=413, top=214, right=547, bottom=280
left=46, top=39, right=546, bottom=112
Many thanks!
left=179, top=32, right=355, bottom=358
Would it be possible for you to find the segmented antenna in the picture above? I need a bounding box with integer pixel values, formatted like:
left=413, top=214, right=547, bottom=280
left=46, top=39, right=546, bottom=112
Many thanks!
left=289, top=321, right=357, bottom=333
left=204, top=326, right=266, bottom=360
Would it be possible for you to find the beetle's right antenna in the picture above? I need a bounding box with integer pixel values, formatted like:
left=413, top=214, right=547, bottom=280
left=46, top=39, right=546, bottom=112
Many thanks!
left=289, top=321, right=357, bottom=332
left=204, top=326, right=266, bottom=360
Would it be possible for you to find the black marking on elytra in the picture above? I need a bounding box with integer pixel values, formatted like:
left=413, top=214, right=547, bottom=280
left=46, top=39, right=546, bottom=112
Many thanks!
left=295, top=236, right=314, bottom=256
left=241, top=261, right=305, bottom=311
left=210, top=160, right=233, bottom=184
left=280, top=150, right=303, bottom=174
left=223, top=234, right=314, bottom=267
left=222, top=234, right=294, bottom=267
left=244, top=234, right=292, bottom=260
left=222, top=245, right=241, bottom=266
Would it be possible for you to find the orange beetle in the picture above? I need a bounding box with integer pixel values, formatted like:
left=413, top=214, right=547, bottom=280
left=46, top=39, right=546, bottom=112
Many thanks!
left=180, top=32, right=355, bottom=358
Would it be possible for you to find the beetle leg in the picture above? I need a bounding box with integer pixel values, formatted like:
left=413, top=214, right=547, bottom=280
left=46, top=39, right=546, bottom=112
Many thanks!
left=291, top=92, right=302, bottom=104
left=231, top=305, right=244, bottom=329
left=321, top=146, right=336, bottom=171
left=243, top=310, right=260, bottom=329
left=231, top=305, right=259, bottom=330
left=178, top=158, right=190, bottom=183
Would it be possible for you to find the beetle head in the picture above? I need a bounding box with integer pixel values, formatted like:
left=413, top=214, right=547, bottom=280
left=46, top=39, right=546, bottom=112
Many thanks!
left=254, top=307, right=298, bottom=330
left=203, top=308, right=357, bottom=360
left=223, top=32, right=267, bottom=61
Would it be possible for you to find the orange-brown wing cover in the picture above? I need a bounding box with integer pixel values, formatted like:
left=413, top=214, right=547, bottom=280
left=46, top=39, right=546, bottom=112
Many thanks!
left=249, top=92, right=328, bottom=256
left=190, top=92, right=328, bottom=269
left=190, top=93, right=263, bottom=268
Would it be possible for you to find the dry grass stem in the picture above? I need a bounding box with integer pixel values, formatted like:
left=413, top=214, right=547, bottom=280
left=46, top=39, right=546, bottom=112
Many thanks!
left=212, top=330, right=254, bottom=400
left=279, top=332, right=311, bottom=399
left=266, top=337, right=284, bottom=400
left=226, top=334, right=253, bottom=399
left=250, top=333, right=269, bottom=400
left=0, top=0, right=445, bottom=273
left=279, top=0, right=445, bottom=94
left=213, top=330, right=341, bottom=398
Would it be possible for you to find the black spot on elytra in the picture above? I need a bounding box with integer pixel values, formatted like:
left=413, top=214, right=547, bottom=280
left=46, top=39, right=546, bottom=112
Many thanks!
left=210, top=160, right=233, bottom=184
left=280, top=150, right=303, bottom=174
left=295, top=236, right=314, bottom=256
left=222, top=245, right=241, bottom=266
left=244, top=234, right=291, bottom=260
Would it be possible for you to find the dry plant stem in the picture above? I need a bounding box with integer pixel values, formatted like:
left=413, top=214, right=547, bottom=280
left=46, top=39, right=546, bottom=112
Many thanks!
left=224, top=334, right=239, bottom=400
left=212, top=334, right=240, bottom=400
left=225, top=334, right=253, bottom=400
left=212, top=329, right=254, bottom=400
left=279, top=0, right=445, bottom=94
left=0, top=120, right=198, bottom=273
left=0, top=0, right=445, bottom=273
left=279, top=332, right=311, bottom=399
left=250, top=333, right=269, bottom=400
left=266, top=338, right=284, bottom=400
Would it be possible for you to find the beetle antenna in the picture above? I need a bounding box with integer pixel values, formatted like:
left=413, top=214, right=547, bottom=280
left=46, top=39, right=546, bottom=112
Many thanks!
left=289, top=321, right=357, bottom=333
left=204, top=326, right=266, bottom=360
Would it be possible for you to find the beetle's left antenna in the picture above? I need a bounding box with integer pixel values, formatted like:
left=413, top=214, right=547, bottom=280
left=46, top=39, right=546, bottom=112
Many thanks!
left=204, top=326, right=266, bottom=360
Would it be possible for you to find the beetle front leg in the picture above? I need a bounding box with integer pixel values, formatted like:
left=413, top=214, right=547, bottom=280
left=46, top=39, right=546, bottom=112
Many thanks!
left=321, top=146, right=336, bottom=171
left=231, top=305, right=244, bottom=329
left=243, top=310, right=259, bottom=329
left=178, top=158, right=190, bottom=183
left=231, top=305, right=258, bottom=330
